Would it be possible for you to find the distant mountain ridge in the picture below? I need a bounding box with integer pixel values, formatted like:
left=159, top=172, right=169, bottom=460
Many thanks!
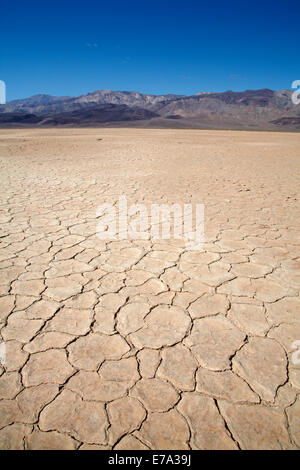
left=0, top=88, right=299, bottom=130
left=0, top=90, right=185, bottom=115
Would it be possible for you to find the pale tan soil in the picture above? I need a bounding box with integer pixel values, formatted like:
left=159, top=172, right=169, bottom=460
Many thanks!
left=0, top=128, right=299, bottom=450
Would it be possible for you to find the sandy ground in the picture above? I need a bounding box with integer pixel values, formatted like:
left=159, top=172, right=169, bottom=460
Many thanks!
left=0, top=128, right=299, bottom=450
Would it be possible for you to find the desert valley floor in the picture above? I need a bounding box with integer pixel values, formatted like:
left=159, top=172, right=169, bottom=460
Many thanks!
left=0, top=128, right=299, bottom=450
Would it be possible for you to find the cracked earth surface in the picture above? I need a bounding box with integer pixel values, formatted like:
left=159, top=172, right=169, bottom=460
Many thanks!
left=0, top=128, right=299, bottom=450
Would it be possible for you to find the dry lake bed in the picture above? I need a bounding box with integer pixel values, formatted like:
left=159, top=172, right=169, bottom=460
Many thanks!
left=0, top=128, right=299, bottom=450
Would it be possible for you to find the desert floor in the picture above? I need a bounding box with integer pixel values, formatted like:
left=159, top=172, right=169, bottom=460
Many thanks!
left=0, top=128, right=299, bottom=450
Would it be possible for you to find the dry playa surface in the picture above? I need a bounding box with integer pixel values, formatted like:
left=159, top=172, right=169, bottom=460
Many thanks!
left=0, top=128, right=299, bottom=450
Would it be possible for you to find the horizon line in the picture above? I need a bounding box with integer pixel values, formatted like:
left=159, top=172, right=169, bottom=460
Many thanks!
left=2, top=87, right=291, bottom=104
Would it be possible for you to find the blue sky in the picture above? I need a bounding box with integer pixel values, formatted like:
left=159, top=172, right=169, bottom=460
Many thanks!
left=1, top=0, right=300, bottom=101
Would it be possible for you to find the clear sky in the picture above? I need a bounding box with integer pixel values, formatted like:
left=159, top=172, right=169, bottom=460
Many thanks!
left=1, top=0, right=300, bottom=101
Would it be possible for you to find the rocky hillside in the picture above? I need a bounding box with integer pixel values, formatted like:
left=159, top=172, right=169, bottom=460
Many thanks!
left=0, top=90, right=184, bottom=115
left=0, top=88, right=299, bottom=130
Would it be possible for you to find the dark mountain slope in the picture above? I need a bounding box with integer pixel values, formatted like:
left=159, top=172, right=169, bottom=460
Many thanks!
left=0, top=89, right=299, bottom=130
left=0, top=113, right=41, bottom=125
left=38, top=104, right=159, bottom=126
left=0, top=104, right=159, bottom=127
left=0, top=90, right=184, bottom=116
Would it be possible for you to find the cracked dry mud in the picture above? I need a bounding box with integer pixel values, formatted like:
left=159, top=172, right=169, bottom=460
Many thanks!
left=0, top=128, right=299, bottom=450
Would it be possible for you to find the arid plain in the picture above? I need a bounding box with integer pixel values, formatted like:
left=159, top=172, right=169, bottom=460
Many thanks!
left=0, top=128, right=299, bottom=450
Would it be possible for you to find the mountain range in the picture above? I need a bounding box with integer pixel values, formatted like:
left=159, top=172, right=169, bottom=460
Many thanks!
left=0, top=88, right=299, bottom=130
